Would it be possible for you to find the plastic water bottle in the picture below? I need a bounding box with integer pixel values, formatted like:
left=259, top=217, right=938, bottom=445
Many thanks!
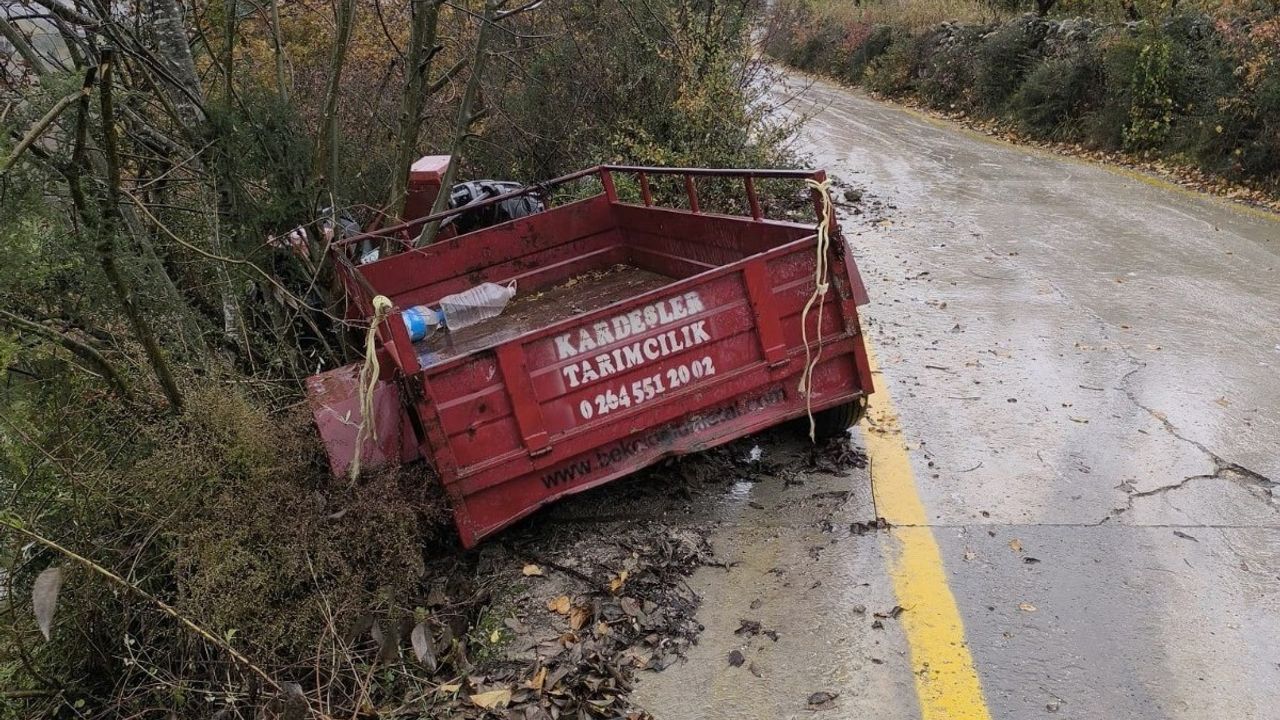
left=400, top=281, right=517, bottom=340
left=402, top=305, right=443, bottom=342
left=438, top=281, right=517, bottom=332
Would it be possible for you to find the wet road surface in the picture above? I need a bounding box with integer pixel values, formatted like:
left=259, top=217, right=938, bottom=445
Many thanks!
left=634, top=73, right=1280, bottom=718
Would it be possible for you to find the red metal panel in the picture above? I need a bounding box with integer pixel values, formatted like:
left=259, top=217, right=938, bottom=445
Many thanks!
left=627, top=246, right=718, bottom=279
left=496, top=343, right=551, bottom=456
left=359, top=195, right=618, bottom=303
left=613, top=203, right=811, bottom=256
left=446, top=352, right=861, bottom=545
left=306, top=364, right=407, bottom=478
left=742, top=260, right=789, bottom=367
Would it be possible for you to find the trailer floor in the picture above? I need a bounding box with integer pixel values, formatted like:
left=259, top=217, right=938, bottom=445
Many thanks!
left=417, top=264, right=672, bottom=365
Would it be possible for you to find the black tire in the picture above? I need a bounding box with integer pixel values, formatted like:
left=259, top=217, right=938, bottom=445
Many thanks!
left=810, top=396, right=869, bottom=440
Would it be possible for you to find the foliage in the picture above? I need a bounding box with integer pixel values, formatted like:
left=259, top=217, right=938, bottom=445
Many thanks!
left=974, top=16, right=1051, bottom=111
left=846, top=25, right=899, bottom=82
left=476, top=0, right=790, bottom=182
left=1123, top=33, right=1175, bottom=149
left=766, top=0, right=1280, bottom=192
left=1, top=0, right=794, bottom=716
left=1008, top=45, right=1105, bottom=137
left=918, top=25, right=989, bottom=108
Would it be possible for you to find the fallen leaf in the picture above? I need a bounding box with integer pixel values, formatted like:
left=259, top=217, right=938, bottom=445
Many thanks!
left=608, top=570, right=629, bottom=593
left=489, top=628, right=501, bottom=643
left=522, top=564, right=544, bottom=577
left=873, top=605, right=904, bottom=620
left=728, top=649, right=745, bottom=667
left=33, top=566, right=62, bottom=641
left=569, top=605, right=590, bottom=631
left=469, top=688, right=512, bottom=710
left=808, top=691, right=839, bottom=707
left=437, top=683, right=461, bottom=694
left=411, top=622, right=437, bottom=670
left=1008, top=538, right=1023, bottom=553
left=1019, top=602, right=1037, bottom=612
left=527, top=667, right=547, bottom=692
left=1173, top=530, right=1198, bottom=542
left=619, top=596, right=641, bottom=617
left=546, top=595, right=571, bottom=615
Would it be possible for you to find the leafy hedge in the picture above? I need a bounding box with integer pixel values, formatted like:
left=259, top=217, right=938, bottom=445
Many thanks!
left=765, top=3, right=1280, bottom=192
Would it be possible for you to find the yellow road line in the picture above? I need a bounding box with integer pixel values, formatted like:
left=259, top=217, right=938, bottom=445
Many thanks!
left=860, top=344, right=993, bottom=720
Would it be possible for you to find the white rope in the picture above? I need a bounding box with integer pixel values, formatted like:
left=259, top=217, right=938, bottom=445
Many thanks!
left=349, top=294, right=393, bottom=480
left=797, top=178, right=834, bottom=442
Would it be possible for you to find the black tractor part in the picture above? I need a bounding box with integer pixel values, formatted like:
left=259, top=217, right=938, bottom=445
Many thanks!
left=447, top=180, right=545, bottom=235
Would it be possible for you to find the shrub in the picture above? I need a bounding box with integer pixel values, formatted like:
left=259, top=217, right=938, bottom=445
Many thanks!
left=917, top=25, right=989, bottom=110
left=974, top=15, right=1052, bottom=111
left=2, top=384, right=449, bottom=714
left=1008, top=46, right=1106, bottom=138
left=844, top=25, right=898, bottom=82
left=865, top=31, right=934, bottom=96
left=1122, top=33, right=1176, bottom=150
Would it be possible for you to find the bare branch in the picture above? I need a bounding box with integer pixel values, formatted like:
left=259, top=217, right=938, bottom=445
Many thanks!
left=0, top=81, right=93, bottom=176
left=495, top=0, right=544, bottom=21
left=0, top=14, right=48, bottom=75
left=427, top=56, right=468, bottom=94
left=0, top=309, right=133, bottom=400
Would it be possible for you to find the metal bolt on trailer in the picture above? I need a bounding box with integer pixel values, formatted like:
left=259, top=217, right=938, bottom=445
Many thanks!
left=306, top=162, right=874, bottom=547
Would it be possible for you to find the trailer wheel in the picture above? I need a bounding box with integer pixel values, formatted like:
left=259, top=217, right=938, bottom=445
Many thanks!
left=811, top=396, right=869, bottom=440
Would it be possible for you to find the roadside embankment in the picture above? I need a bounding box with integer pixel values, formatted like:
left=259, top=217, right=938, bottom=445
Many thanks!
left=763, top=2, right=1280, bottom=208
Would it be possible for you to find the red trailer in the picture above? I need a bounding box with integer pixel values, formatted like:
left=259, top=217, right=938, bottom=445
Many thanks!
left=307, top=164, right=873, bottom=547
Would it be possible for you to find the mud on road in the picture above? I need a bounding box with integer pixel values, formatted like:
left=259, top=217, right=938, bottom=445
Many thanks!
left=413, top=424, right=872, bottom=719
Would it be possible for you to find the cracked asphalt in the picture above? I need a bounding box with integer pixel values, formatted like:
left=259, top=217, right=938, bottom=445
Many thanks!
left=635, top=74, right=1280, bottom=719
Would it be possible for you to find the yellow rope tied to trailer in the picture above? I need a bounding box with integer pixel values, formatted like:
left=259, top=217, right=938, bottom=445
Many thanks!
left=798, top=178, right=834, bottom=442
left=349, top=294, right=394, bottom=481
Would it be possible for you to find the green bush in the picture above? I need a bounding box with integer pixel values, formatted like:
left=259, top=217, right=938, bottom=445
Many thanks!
left=1122, top=33, right=1176, bottom=150
left=974, top=15, right=1051, bottom=112
left=866, top=32, right=934, bottom=96
left=844, top=25, right=898, bottom=82
left=1008, top=47, right=1105, bottom=139
left=917, top=26, right=989, bottom=110
left=795, top=23, right=849, bottom=72
left=766, top=2, right=1280, bottom=192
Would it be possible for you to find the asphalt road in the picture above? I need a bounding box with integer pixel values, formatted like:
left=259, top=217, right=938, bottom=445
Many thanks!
left=634, top=73, right=1280, bottom=719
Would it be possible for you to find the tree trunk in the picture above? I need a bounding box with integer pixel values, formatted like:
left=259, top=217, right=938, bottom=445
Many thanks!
left=94, top=51, right=185, bottom=412
left=269, top=0, right=289, bottom=103
left=223, top=0, right=238, bottom=100
left=384, top=0, right=445, bottom=219
left=417, top=0, right=501, bottom=245
left=144, top=0, right=206, bottom=127
left=314, top=0, right=358, bottom=190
